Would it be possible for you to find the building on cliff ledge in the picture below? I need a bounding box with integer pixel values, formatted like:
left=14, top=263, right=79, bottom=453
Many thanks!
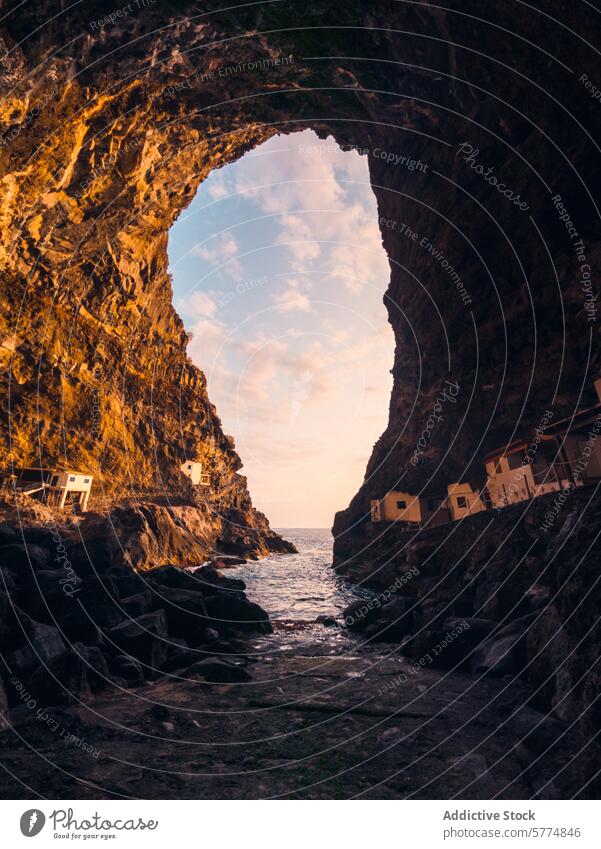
left=371, top=482, right=486, bottom=527
left=180, top=460, right=211, bottom=487
left=370, top=491, right=421, bottom=525
left=485, top=403, right=601, bottom=509
left=446, top=482, right=487, bottom=520
left=371, top=381, right=601, bottom=525
left=0, top=467, right=93, bottom=512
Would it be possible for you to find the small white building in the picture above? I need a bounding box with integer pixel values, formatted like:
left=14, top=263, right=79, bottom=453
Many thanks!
left=485, top=377, right=601, bottom=509
left=484, top=445, right=549, bottom=508
left=0, top=467, right=93, bottom=512
left=370, top=490, right=422, bottom=525
left=180, top=461, right=210, bottom=487
left=446, top=482, right=487, bottom=521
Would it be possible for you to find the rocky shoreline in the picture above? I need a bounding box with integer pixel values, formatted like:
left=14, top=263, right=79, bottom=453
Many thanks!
left=0, top=499, right=295, bottom=728
left=0, top=494, right=598, bottom=798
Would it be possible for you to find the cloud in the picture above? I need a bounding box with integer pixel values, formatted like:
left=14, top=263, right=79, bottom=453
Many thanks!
left=183, top=290, right=219, bottom=319
left=273, top=280, right=312, bottom=313
left=192, top=233, right=246, bottom=283
left=170, top=130, right=396, bottom=526
left=193, top=232, right=238, bottom=262
left=225, top=132, right=390, bottom=295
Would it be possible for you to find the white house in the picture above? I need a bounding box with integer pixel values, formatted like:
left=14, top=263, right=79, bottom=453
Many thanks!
left=0, top=467, right=93, bottom=512
left=180, top=461, right=211, bottom=487
left=484, top=443, right=558, bottom=508
left=446, top=482, right=487, bottom=521
left=370, top=491, right=422, bottom=525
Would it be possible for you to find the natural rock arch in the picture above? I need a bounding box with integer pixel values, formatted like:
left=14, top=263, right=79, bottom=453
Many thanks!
left=1, top=1, right=599, bottom=537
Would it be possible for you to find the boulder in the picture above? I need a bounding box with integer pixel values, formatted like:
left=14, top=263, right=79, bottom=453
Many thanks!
left=371, top=597, right=418, bottom=641
left=85, top=646, right=110, bottom=692
left=207, top=556, right=247, bottom=567
left=345, top=595, right=417, bottom=640
left=0, top=543, right=50, bottom=573
left=67, top=537, right=112, bottom=577
left=78, top=574, right=119, bottom=606
left=0, top=524, right=18, bottom=546
left=472, top=613, right=537, bottom=676
left=0, top=566, right=18, bottom=598
left=193, top=564, right=246, bottom=594
left=0, top=590, right=16, bottom=645
left=145, top=565, right=206, bottom=593
left=120, top=590, right=153, bottom=618
left=160, top=637, right=202, bottom=673
left=316, top=614, right=337, bottom=627
left=204, top=592, right=272, bottom=634
left=26, top=645, right=92, bottom=707
left=150, top=586, right=208, bottom=643
left=443, top=616, right=498, bottom=640
left=208, top=639, right=239, bottom=655
left=342, top=597, right=383, bottom=632
left=107, top=611, right=169, bottom=674
left=109, top=654, right=145, bottom=687
left=59, top=607, right=104, bottom=646
left=185, top=658, right=252, bottom=683
left=161, top=645, right=207, bottom=673
left=107, top=566, right=147, bottom=598
left=77, top=602, right=125, bottom=630
left=402, top=621, right=476, bottom=670
left=7, top=618, right=66, bottom=678
left=17, top=568, right=81, bottom=622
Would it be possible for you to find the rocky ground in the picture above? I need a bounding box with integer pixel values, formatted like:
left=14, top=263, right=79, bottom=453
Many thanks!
left=0, top=628, right=584, bottom=799
left=0, top=490, right=598, bottom=799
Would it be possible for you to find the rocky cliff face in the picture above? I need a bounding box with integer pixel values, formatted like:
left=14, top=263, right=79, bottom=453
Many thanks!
left=0, top=2, right=599, bottom=547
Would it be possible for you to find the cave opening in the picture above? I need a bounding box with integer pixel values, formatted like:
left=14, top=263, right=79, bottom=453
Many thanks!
left=168, top=130, right=395, bottom=529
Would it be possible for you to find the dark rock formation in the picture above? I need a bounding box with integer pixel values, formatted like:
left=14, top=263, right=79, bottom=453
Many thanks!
left=335, top=486, right=601, bottom=795
left=0, top=522, right=273, bottom=715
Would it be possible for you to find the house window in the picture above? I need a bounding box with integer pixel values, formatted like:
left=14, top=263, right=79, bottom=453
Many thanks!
left=396, top=500, right=406, bottom=509
left=51, top=475, right=59, bottom=486
left=84, top=478, right=90, bottom=483
left=187, top=464, right=192, bottom=470
left=69, top=475, right=75, bottom=482
left=457, top=496, right=467, bottom=508
left=507, top=453, right=523, bottom=470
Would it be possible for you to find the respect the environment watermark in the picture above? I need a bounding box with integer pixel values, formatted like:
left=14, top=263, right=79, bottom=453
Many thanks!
left=379, top=216, right=472, bottom=306
left=159, top=55, right=295, bottom=99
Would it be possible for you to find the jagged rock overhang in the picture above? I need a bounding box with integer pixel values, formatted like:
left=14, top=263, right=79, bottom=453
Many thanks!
left=0, top=1, right=599, bottom=525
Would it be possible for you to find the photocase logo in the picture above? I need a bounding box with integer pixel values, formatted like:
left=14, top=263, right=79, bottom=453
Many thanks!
left=20, top=810, right=46, bottom=837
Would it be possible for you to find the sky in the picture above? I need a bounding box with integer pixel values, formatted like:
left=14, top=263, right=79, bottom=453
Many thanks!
left=168, top=130, right=394, bottom=528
